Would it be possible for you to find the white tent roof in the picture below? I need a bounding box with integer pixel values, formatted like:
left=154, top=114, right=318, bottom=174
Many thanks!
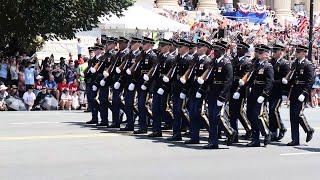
left=99, top=6, right=190, bottom=32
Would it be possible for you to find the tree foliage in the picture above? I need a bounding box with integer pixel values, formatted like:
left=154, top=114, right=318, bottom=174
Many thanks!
left=0, top=0, right=134, bottom=55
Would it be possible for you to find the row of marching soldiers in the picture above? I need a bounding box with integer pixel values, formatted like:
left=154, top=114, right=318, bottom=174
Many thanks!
left=83, top=36, right=315, bottom=149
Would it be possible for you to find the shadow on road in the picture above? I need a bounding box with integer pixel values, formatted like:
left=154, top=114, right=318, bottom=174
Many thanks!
left=294, top=146, right=320, bottom=152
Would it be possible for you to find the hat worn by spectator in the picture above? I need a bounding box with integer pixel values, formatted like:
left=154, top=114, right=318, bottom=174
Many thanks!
left=142, top=36, right=155, bottom=45
left=159, top=38, right=173, bottom=46
left=0, top=85, right=8, bottom=91
left=118, top=36, right=129, bottom=44
left=36, top=75, right=43, bottom=80
left=197, top=39, right=212, bottom=49
left=11, top=85, right=18, bottom=89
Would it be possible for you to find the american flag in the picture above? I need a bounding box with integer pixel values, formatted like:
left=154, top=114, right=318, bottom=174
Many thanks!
left=298, top=16, right=309, bottom=34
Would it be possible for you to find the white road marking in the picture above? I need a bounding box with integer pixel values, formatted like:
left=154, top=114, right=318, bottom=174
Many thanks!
left=280, top=152, right=320, bottom=156
left=9, top=122, right=60, bottom=125
left=0, top=133, right=119, bottom=141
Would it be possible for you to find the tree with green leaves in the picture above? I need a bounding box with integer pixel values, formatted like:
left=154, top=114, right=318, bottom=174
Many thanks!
left=0, top=0, right=134, bottom=55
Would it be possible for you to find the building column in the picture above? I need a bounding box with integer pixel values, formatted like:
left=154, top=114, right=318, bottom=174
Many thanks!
left=156, top=0, right=180, bottom=9
left=239, top=0, right=257, bottom=4
left=274, top=0, right=292, bottom=21
left=197, top=0, right=219, bottom=14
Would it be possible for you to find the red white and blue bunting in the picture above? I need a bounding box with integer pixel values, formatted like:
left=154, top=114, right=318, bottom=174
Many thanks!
left=237, top=3, right=267, bottom=14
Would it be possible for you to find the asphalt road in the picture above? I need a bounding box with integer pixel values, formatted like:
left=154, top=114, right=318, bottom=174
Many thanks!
left=0, top=108, right=319, bottom=180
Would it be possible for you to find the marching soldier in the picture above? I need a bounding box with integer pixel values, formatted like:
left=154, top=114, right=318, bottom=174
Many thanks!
left=94, top=37, right=118, bottom=126
left=282, top=44, right=315, bottom=146
left=246, top=44, right=274, bottom=147
left=183, top=39, right=211, bottom=144
left=164, top=39, right=193, bottom=141
left=128, top=37, right=157, bottom=134
left=230, top=41, right=253, bottom=143
left=148, top=39, right=175, bottom=137
left=85, top=44, right=105, bottom=124
left=197, top=40, right=236, bottom=149
left=109, top=37, right=130, bottom=128
left=268, top=43, right=290, bottom=141
left=119, top=37, right=143, bottom=131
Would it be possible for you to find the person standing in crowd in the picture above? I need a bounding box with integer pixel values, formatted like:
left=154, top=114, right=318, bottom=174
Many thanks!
left=51, top=64, right=64, bottom=84
left=18, top=65, right=26, bottom=97
left=10, top=58, right=19, bottom=86
left=24, top=62, right=36, bottom=90
left=23, top=86, right=36, bottom=111
left=66, top=61, right=76, bottom=84
left=0, top=58, right=9, bottom=85
left=40, top=65, right=51, bottom=82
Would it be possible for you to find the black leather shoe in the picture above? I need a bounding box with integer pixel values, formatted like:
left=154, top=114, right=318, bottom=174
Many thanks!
left=162, top=124, right=172, bottom=130
left=109, top=123, right=120, bottom=128
left=241, top=131, right=252, bottom=140
left=167, top=134, right=182, bottom=141
left=264, top=134, right=271, bottom=147
left=148, top=132, right=162, bottom=137
left=278, top=128, right=287, bottom=141
left=226, top=131, right=238, bottom=146
left=306, top=128, right=314, bottom=142
left=203, top=144, right=219, bottom=149
left=85, top=120, right=98, bottom=124
left=97, top=122, right=109, bottom=127
left=287, top=141, right=300, bottom=146
left=83, top=110, right=90, bottom=113
left=184, top=139, right=200, bottom=144
left=246, top=141, right=260, bottom=147
left=133, top=129, right=147, bottom=134
left=120, top=127, right=134, bottom=131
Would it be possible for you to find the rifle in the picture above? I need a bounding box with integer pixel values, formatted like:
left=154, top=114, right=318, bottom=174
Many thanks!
left=180, top=60, right=196, bottom=84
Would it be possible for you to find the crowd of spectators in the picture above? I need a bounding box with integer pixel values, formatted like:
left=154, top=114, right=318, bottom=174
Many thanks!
left=0, top=52, right=89, bottom=111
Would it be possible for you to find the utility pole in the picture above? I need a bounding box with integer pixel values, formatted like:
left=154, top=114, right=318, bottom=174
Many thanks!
left=308, top=0, right=314, bottom=61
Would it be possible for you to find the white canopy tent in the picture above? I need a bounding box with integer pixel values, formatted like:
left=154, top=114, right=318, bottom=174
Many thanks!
left=99, top=6, right=190, bottom=32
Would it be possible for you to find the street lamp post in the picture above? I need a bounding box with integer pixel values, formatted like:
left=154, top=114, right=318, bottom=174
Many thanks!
left=308, top=0, right=314, bottom=61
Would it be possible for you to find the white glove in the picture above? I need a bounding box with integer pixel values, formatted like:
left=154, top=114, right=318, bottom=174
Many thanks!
left=116, top=67, right=121, bottom=74
left=197, top=77, right=205, bottom=85
left=282, top=78, right=288, bottom=85
left=103, top=71, right=109, bottom=78
left=90, top=67, right=96, bottom=73
left=114, top=82, right=121, bottom=89
left=180, top=77, right=186, bottom=84
left=196, top=92, right=202, bottom=99
left=257, top=96, right=265, bottom=103
left=126, top=69, right=132, bottom=75
left=180, top=93, right=186, bottom=99
left=163, top=76, right=169, bottom=83
left=141, top=85, right=147, bottom=90
left=239, top=79, right=245, bottom=86
left=217, top=100, right=224, bottom=106
left=100, top=80, right=106, bottom=87
left=92, top=85, right=98, bottom=91
left=233, top=92, right=240, bottom=99
left=143, top=74, right=150, bottom=81
left=298, top=94, right=305, bottom=102
left=80, top=72, right=84, bottom=77
left=282, top=95, right=288, bottom=101
left=128, top=83, right=135, bottom=91
left=157, top=88, right=164, bottom=95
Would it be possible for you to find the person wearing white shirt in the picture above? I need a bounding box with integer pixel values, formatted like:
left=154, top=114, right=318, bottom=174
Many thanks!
left=23, top=88, right=36, bottom=111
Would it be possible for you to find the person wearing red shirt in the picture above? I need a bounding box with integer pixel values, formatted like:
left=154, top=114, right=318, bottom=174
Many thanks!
left=69, top=79, right=79, bottom=93
left=57, top=79, right=69, bottom=100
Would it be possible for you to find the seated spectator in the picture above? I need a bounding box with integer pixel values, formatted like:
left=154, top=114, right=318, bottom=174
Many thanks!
left=34, top=75, right=44, bottom=95
left=69, top=79, right=79, bottom=93
left=23, top=86, right=36, bottom=111
left=44, top=75, right=58, bottom=100
left=40, top=65, right=51, bottom=82
left=0, top=84, right=9, bottom=111
left=59, top=89, right=72, bottom=110
left=71, top=91, right=80, bottom=110
left=34, top=86, right=50, bottom=110
left=9, top=85, right=19, bottom=98
left=57, top=79, right=69, bottom=99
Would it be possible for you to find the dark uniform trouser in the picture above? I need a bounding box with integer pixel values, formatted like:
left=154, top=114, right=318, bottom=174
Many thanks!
left=137, top=89, right=148, bottom=131
left=189, top=97, right=203, bottom=142
left=86, top=83, right=93, bottom=112
left=152, top=91, right=172, bottom=132
left=229, top=97, right=252, bottom=134
left=207, top=93, right=223, bottom=145
left=91, top=88, right=99, bottom=121
left=112, top=87, right=123, bottom=126
left=269, top=97, right=284, bottom=134
left=172, top=91, right=184, bottom=136
left=290, top=99, right=312, bottom=143
left=99, top=86, right=109, bottom=123
left=124, top=88, right=136, bottom=129
left=247, top=95, right=269, bottom=143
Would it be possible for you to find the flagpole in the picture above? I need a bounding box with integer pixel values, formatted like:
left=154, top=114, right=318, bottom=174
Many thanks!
left=308, top=0, right=314, bottom=61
